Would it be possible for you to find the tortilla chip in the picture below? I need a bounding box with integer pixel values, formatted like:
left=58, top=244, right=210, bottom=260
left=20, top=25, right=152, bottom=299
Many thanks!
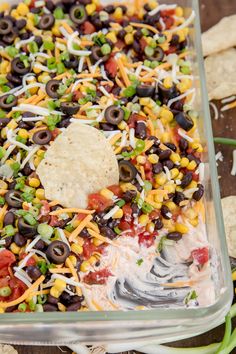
left=221, top=196, right=236, bottom=258
left=37, top=122, right=119, bottom=209
left=0, top=345, right=18, bottom=354
left=205, top=48, right=236, bottom=100
left=202, top=15, right=236, bottom=57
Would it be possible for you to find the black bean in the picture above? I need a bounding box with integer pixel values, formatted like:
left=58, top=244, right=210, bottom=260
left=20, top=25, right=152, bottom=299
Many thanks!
left=26, top=265, right=42, bottom=280
left=181, top=172, right=193, bottom=188
left=154, top=218, right=163, bottom=230
left=148, top=136, right=160, bottom=147
left=43, top=304, right=58, bottom=312
left=5, top=82, right=14, bottom=89
left=47, top=295, right=59, bottom=305
left=67, top=302, right=81, bottom=311
left=193, top=184, right=204, bottom=201
left=175, top=112, right=194, bottom=131
left=187, top=154, right=201, bottom=166
left=112, top=86, right=121, bottom=96
left=104, top=4, right=115, bottom=13
left=159, top=149, right=171, bottom=161
left=173, top=192, right=185, bottom=206
left=162, top=160, right=174, bottom=170
left=100, top=226, right=116, bottom=240
left=108, top=219, right=120, bottom=229
left=170, top=99, right=183, bottom=112
left=164, top=142, right=177, bottom=152
left=5, top=305, right=17, bottom=313
left=152, top=162, right=162, bottom=175
left=34, top=36, right=43, bottom=47
left=14, top=232, right=27, bottom=247
left=133, top=181, right=142, bottom=192
left=179, top=138, right=188, bottom=151
left=8, top=181, right=16, bottom=190
left=0, top=118, right=11, bottom=128
left=79, top=228, right=90, bottom=238
left=161, top=205, right=172, bottom=219
left=19, top=31, right=30, bottom=40
left=34, top=239, right=46, bottom=251
left=57, top=118, right=71, bottom=128
left=117, top=29, right=126, bottom=40
left=16, top=19, right=26, bottom=30
left=135, top=121, right=147, bottom=139
left=134, top=28, right=143, bottom=40
left=170, top=34, right=179, bottom=46
left=133, top=40, right=141, bottom=53
left=3, top=211, right=15, bottom=226
left=22, top=163, right=33, bottom=176
left=166, top=231, right=182, bottom=241
left=123, top=190, right=137, bottom=203
left=144, top=3, right=151, bottom=11
left=46, top=0, right=55, bottom=11
left=131, top=203, right=141, bottom=217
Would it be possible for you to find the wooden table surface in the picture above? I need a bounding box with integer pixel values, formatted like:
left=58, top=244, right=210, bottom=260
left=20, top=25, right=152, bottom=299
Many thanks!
left=13, top=0, right=236, bottom=353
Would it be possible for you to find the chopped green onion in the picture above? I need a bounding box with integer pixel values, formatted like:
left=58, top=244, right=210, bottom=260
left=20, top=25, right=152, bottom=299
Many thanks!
left=6, top=94, right=15, bottom=104
left=101, top=43, right=111, bottom=55
left=43, top=41, right=55, bottom=51
left=16, top=136, right=27, bottom=144
left=150, top=60, right=159, bottom=69
left=144, top=59, right=151, bottom=67
left=21, top=192, right=34, bottom=202
left=0, top=196, right=5, bottom=206
left=23, top=213, right=37, bottom=226
left=46, top=114, right=61, bottom=130
left=0, top=76, right=7, bottom=85
left=47, top=100, right=59, bottom=111
left=35, top=304, right=44, bottom=312
left=122, top=106, right=131, bottom=121
left=37, top=294, right=47, bottom=305
left=12, top=111, right=21, bottom=119
left=29, top=299, right=36, bottom=311
left=47, top=57, right=57, bottom=70
left=144, top=180, right=152, bottom=191
left=57, top=62, right=66, bottom=74
left=116, top=199, right=125, bottom=207
left=37, top=223, right=54, bottom=239
left=157, top=35, right=166, bottom=44
left=0, top=286, right=12, bottom=297
left=136, top=258, right=143, bottom=266
left=20, top=55, right=29, bottom=68
left=60, top=51, right=70, bottom=61
left=4, top=225, right=15, bottom=237
left=1, top=85, right=10, bottom=93
left=37, top=261, right=48, bottom=275
left=181, top=66, right=191, bottom=75
left=141, top=201, right=153, bottom=214
left=57, top=83, right=67, bottom=96
left=114, top=226, right=122, bottom=235
left=0, top=110, right=5, bottom=118
left=144, top=46, right=154, bottom=57
left=6, top=46, right=19, bottom=58
left=123, top=85, right=136, bottom=98
left=29, top=41, right=38, bottom=54
left=141, top=28, right=149, bottom=36
left=65, top=224, right=74, bottom=232
left=135, top=139, right=145, bottom=152
left=93, top=34, right=106, bottom=46
left=10, top=162, right=20, bottom=177
left=149, top=39, right=157, bottom=49
left=0, top=147, right=6, bottom=159
left=53, top=7, right=65, bottom=19
left=18, top=303, right=27, bottom=312
left=214, top=137, right=236, bottom=146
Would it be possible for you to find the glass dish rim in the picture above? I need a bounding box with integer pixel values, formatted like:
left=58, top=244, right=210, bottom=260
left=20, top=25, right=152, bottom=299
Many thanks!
left=0, top=0, right=233, bottom=324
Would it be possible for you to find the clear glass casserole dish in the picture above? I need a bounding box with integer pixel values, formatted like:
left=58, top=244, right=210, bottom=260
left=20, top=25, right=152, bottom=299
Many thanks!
left=0, top=0, right=233, bottom=346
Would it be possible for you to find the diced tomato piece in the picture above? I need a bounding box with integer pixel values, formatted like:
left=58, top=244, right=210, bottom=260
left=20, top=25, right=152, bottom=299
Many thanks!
left=149, top=210, right=160, bottom=220
left=0, top=267, right=10, bottom=278
left=88, top=193, right=113, bottom=212
left=160, top=15, right=175, bottom=29
left=83, top=268, right=112, bottom=285
left=82, top=239, right=105, bottom=260
left=9, top=277, right=27, bottom=301
left=51, top=128, right=60, bottom=140
left=19, top=253, right=36, bottom=266
left=122, top=204, right=133, bottom=222
left=119, top=220, right=131, bottom=231
left=76, top=213, right=87, bottom=221
left=138, top=232, right=156, bottom=248
left=191, top=247, right=209, bottom=265
left=140, top=37, right=147, bottom=51
left=192, top=172, right=199, bottom=182
left=73, top=90, right=83, bottom=101
left=160, top=9, right=175, bottom=16
left=165, top=46, right=178, bottom=54
left=105, top=57, right=117, bottom=78
left=115, top=39, right=125, bottom=49
left=82, top=21, right=96, bottom=34
left=145, top=170, right=154, bottom=183
left=49, top=215, right=67, bottom=227
left=108, top=185, right=122, bottom=197
left=0, top=250, right=15, bottom=269
left=144, top=161, right=152, bottom=172
left=40, top=200, right=50, bottom=216
left=128, top=113, right=147, bottom=128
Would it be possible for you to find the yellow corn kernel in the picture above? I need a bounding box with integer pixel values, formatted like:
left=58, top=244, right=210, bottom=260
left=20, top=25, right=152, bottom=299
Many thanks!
left=170, top=153, right=180, bottom=164
left=34, top=156, right=42, bottom=168
left=164, top=183, right=176, bottom=194
left=106, top=31, right=117, bottom=44
left=120, top=183, right=137, bottom=192
left=177, top=172, right=184, bottom=180
left=7, top=119, right=18, bottom=130
left=93, top=238, right=104, bottom=246
left=0, top=60, right=10, bottom=74
left=232, top=271, right=236, bottom=281
left=139, top=97, right=150, bottom=106
left=148, top=154, right=159, bottom=164
left=32, top=197, right=40, bottom=205
left=160, top=108, right=173, bottom=123
left=139, top=214, right=150, bottom=226
left=10, top=242, right=21, bottom=255
left=17, top=3, right=29, bottom=16
left=50, top=286, right=60, bottom=299
left=22, top=201, right=29, bottom=209
left=189, top=217, right=198, bottom=227
left=71, top=243, right=83, bottom=255
left=0, top=307, right=5, bottom=313
left=58, top=302, right=66, bottom=312
left=137, top=155, right=146, bottom=164
left=187, top=160, right=197, bottom=170
left=124, top=25, right=133, bottom=33
left=163, top=219, right=175, bottom=232
left=0, top=180, right=8, bottom=190
left=100, top=188, right=114, bottom=200
left=11, top=9, right=21, bottom=19
left=0, top=3, right=9, bottom=12
left=72, top=219, right=80, bottom=228
left=184, top=207, right=197, bottom=220
left=35, top=188, right=45, bottom=200
left=170, top=168, right=179, bottom=179
left=163, top=77, right=173, bottom=89
left=177, top=82, right=188, bottom=93
left=113, top=7, right=123, bottom=20
left=155, top=172, right=167, bottom=186
left=113, top=208, right=123, bottom=219
left=148, top=0, right=158, bottom=10
left=18, top=129, right=29, bottom=140
left=35, top=121, right=43, bottom=127
left=181, top=78, right=192, bottom=90
left=191, top=142, right=203, bottom=153
left=165, top=201, right=177, bottom=212
left=175, top=223, right=189, bottom=234
left=161, top=132, right=170, bottom=143
left=85, top=3, right=96, bottom=15
left=180, top=157, right=189, bottom=168
left=154, top=194, right=164, bottom=203
left=1, top=128, right=6, bottom=139
left=29, top=178, right=40, bottom=188
left=33, top=64, right=42, bottom=74
left=175, top=6, right=183, bottom=17
left=177, top=29, right=186, bottom=42
left=146, top=222, right=155, bottom=233
left=54, top=279, right=67, bottom=293
left=52, top=24, right=61, bottom=37
left=117, top=121, right=127, bottom=130
left=68, top=255, right=77, bottom=267
left=36, top=149, right=45, bottom=157
left=187, top=180, right=198, bottom=190
left=88, top=256, right=97, bottom=265
left=176, top=186, right=183, bottom=192
left=80, top=260, right=90, bottom=272
left=124, top=33, right=134, bottom=45
left=92, top=0, right=99, bottom=5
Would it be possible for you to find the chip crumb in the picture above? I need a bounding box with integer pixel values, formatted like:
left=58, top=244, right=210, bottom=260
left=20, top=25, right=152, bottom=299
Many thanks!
left=221, top=196, right=236, bottom=258
left=0, top=345, right=18, bottom=354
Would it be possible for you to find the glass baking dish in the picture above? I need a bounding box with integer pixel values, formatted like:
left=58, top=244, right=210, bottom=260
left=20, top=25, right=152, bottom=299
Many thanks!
left=0, top=0, right=233, bottom=346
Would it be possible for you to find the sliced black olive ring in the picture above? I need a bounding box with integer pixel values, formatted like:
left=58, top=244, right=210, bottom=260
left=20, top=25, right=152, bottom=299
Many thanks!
left=11, top=57, right=31, bottom=75
left=119, top=160, right=137, bottom=182
left=69, top=5, right=87, bottom=25
left=5, top=190, right=22, bottom=208
left=18, top=217, right=37, bottom=238
left=151, top=46, right=165, bottom=62
left=3, top=31, right=17, bottom=44
left=0, top=19, right=13, bottom=35
left=175, top=112, right=194, bottom=131
left=46, top=240, right=70, bottom=265
left=38, top=14, right=55, bottom=30
left=32, top=129, right=52, bottom=145
left=46, top=80, right=62, bottom=98
left=0, top=94, right=18, bottom=110
left=136, top=85, right=155, bottom=98
left=91, top=46, right=109, bottom=63
left=104, top=105, right=124, bottom=125
left=60, top=102, right=80, bottom=115
left=158, top=82, right=178, bottom=101
left=63, top=55, right=79, bottom=69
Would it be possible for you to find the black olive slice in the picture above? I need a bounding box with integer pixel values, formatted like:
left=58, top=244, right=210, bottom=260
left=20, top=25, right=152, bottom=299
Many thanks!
left=104, top=105, right=124, bottom=125
left=38, top=14, right=55, bottom=30
left=46, top=80, right=62, bottom=98
left=0, top=19, right=13, bottom=35
left=5, top=191, right=22, bottom=208
left=18, top=217, right=37, bottom=238
left=0, top=94, right=17, bottom=110
left=32, top=129, right=52, bottom=145
left=6, top=73, right=22, bottom=86
left=63, top=55, right=79, bottom=69
left=11, top=57, right=31, bottom=75
left=46, top=240, right=70, bottom=265
left=119, top=160, right=137, bottom=182
left=91, top=46, right=109, bottom=63
left=3, top=31, right=17, bottom=44
left=151, top=46, right=164, bottom=62
left=136, top=85, right=155, bottom=97
left=60, top=102, right=80, bottom=115
left=175, top=112, right=194, bottom=131
left=69, top=5, right=87, bottom=25
left=158, top=83, right=178, bottom=102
